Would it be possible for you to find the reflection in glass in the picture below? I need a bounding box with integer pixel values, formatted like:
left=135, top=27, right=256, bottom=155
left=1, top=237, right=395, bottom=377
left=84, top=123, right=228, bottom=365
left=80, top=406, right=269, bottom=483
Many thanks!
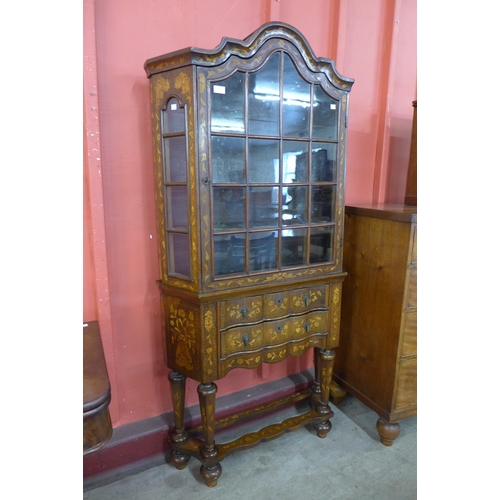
left=311, top=186, right=336, bottom=223
left=211, top=72, right=245, bottom=133
left=249, top=231, right=278, bottom=272
left=213, top=188, right=245, bottom=231
left=282, top=228, right=307, bottom=268
left=162, top=99, right=185, bottom=134
left=311, top=144, right=337, bottom=183
left=249, top=187, right=279, bottom=228
left=248, top=139, right=279, bottom=183
left=214, top=233, right=246, bottom=276
left=310, top=226, right=334, bottom=263
left=169, top=233, right=191, bottom=277
left=248, top=52, right=280, bottom=136
left=283, top=141, right=308, bottom=183
left=163, top=136, right=187, bottom=182
left=212, top=136, right=245, bottom=183
left=313, top=87, right=338, bottom=140
left=282, top=185, right=307, bottom=225
left=283, top=54, right=311, bottom=137
left=166, top=186, right=188, bottom=229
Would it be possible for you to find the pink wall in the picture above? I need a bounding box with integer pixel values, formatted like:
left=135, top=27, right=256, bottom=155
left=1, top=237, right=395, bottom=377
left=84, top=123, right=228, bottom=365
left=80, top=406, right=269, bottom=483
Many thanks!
left=83, top=0, right=416, bottom=428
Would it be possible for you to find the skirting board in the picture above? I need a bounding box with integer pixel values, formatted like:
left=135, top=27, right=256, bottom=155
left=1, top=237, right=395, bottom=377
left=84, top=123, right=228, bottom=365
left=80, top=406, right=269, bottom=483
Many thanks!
left=83, top=369, right=315, bottom=489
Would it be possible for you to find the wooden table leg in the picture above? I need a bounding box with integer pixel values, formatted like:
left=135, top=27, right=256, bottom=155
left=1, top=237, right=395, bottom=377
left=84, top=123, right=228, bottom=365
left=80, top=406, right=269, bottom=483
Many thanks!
left=313, top=348, right=335, bottom=438
left=197, top=382, right=222, bottom=487
left=168, top=371, right=190, bottom=469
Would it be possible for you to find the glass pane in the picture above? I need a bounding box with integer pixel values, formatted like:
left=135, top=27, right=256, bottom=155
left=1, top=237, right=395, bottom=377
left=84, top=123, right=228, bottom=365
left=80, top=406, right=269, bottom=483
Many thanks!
left=283, top=54, right=311, bottom=137
left=311, top=144, right=337, bottom=183
left=312, top=87, right=338, bottom=140
left=214, top=233, right=246, bottom=276
left=311, top=186, right=336, bottom=223
left=282, top=227, right=307, bottom=268
left=213, top=187, right=245, bottom=231
left=283, top=141, right=308, bottom=183
left=163, top=136, right=187, bottom=183
left=162, top=99, right=185, bottom=134
left=211, top=72, right=245, bottom=134
left=248, top=139, right=280, bottom=183
left=310, top=226, right=334, bottom=263
left=282, top=185, right=307, bottom=226
left=249, top=187, right=279, bottom=228
left=212, top=136, right=245, bottom=183
left=169, top=232, right=191, bottom=277
left=166, top=186, right=188, bottom=229
left=249, top=231, right=278, bottom=272
left=248, top=52, right=280, bottom=136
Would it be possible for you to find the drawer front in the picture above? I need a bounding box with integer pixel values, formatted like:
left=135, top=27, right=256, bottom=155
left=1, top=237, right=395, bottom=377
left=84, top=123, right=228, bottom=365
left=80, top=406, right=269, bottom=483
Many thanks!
left=395, top=358, right=417, bottom=409
left=221, top=325, right=264, bottom=358
left=220, top=296, right=264, bottom=330
left=263, top=311, right=329, bottom=346
left=221, top=311, right=329, bottom=358
left=406, top=267, right=417, bottom=309
left=264, top=285, right=328, bottom=319
left=401, top=311, right=417, bottom=356
left=411, top=225, right=417, bottom=264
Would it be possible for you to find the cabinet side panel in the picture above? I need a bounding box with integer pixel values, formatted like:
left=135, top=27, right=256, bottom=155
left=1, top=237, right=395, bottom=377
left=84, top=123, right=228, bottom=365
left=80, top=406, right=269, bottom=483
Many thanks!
left=334, top=214, right=410, bottom=411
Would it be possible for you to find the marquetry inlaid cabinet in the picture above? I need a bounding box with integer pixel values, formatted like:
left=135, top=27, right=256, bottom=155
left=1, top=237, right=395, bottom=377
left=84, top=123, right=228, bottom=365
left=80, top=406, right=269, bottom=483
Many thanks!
left=145, top=22, right=354, bottom=486
left=331, top=204, right=417, bottom=445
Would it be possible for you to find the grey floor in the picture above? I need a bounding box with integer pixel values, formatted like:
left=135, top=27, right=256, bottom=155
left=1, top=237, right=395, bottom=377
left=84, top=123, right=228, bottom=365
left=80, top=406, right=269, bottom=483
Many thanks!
left=83, top=394, right=417, bottom=499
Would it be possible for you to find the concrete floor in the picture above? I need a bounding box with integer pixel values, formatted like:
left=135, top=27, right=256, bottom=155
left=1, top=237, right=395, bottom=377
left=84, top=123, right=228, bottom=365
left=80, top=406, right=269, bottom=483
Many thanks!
left=83, top=393, right=417, bottom=499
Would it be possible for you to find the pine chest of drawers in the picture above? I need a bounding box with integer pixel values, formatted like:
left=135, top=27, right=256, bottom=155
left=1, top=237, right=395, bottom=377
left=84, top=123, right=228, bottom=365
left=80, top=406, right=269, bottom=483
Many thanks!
left=331, top=204, right=417, bottom=445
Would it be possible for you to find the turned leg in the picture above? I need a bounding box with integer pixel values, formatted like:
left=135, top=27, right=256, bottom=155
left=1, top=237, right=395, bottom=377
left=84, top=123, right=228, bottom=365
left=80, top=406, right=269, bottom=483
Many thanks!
left=197, top=382, right=222, bottom=487
left=168, top=371, right=190, bottom=469
left=313, top=349, right=335, bottom=438
left=376, top=417, right=401, bottom=446
left=329, top=380, right=347, bottom=405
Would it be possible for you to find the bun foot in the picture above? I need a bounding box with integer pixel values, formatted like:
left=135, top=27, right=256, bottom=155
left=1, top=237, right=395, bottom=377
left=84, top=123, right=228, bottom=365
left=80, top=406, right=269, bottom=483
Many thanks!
left=170, top=449, right=190, bottom=470
left=200, top=462, right=222, bottom=487
left=314, top=419, right=332, bottom=438
left=329, top=381, right=346, bottom=405
left=376, top=417, right=400, bottom=446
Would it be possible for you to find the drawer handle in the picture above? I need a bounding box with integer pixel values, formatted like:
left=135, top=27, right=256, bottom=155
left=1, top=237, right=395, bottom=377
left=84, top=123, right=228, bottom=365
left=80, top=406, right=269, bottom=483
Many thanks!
left=305, top=321, right=310, bottom=333
left=276, top=326, right=283, bottom=333
left=240, top=306, right=248, bottom=318
left=304, top=296, right=310, bottom=307
left=276, top=298, right=283, bottom=306
left=242, top=333, right=250, bottom=347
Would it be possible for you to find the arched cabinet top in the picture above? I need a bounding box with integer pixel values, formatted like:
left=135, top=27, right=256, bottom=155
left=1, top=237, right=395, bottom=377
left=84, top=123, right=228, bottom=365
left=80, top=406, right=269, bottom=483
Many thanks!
left=144, top=22, right=354, bottom=92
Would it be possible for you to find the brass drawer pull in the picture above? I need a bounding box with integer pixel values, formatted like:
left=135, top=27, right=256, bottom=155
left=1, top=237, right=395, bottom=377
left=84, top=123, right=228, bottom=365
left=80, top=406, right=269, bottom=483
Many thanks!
left=242, top=333, right=250, bottom=347
left=240, top=306, right=248, bottom=318
left=304, top=296, right=310, bottom=307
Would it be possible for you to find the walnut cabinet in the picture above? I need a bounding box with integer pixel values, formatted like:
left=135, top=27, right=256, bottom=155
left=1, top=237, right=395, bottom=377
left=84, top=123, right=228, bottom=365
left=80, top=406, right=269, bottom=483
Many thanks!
left=331, top=204, right=417, bottom=445
left=145, top=23, right=354, bottom=486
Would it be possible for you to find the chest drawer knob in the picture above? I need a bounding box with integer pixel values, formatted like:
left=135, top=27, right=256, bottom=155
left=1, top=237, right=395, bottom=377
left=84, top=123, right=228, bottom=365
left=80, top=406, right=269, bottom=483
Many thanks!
left=276, top=326, right=283, bottom=333
left=276, top=298, right=283, bottom=306
left=242, top=333, right=250, bottom=347
left=241, top=306, right=248, bottom=318
left=305, top=321, right=310, bottom=333
left=304, top=296, right=310, bottom=307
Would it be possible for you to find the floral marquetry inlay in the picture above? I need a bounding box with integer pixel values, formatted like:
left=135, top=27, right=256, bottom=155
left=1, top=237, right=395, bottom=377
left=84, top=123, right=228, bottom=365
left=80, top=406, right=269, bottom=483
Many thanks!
left=169, top=304, right=196, bottom=371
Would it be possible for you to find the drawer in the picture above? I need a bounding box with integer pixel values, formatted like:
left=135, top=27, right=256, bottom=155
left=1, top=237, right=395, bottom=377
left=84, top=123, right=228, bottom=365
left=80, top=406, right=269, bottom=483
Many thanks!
left=401, top=311, right=417, bottom=356
left=265, top=285, right=328, bottom=319
left=263, top=311, right=329, bottom=346
left=395, top=358, right=417, bottom=409
left=220, top=311, right=330, bottom=358
left=406, top=267, right=417, bottom=309
left=411, top=225, right=417, bottom=264
left=221, top=325, right=264, bottom=358
left=220, top=296, right=264, bottom=330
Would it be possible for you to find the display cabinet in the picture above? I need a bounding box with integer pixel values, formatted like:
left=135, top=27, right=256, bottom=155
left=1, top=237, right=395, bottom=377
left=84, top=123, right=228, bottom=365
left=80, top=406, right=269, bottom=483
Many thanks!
left=145, top=22, right=354, bottom=486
